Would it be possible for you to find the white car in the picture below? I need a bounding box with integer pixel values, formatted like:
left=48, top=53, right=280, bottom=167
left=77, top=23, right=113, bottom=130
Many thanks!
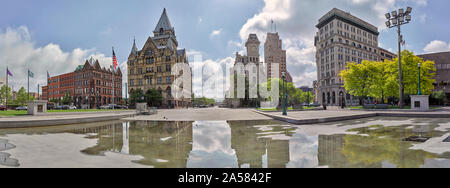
left=68, top=106, right=77, bottom=110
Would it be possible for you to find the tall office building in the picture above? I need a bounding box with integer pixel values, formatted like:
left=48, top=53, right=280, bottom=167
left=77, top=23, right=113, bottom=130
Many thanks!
left=314, top=8, right=394, bottom=106
left=265, top=32, right=292, bottom=82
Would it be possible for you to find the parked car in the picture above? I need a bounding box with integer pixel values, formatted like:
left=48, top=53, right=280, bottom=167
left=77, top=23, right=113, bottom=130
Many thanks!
left=0, top=105, right=6, bottom=111
left=47, top=103, right=56, bottom=110
left=61, top=105, right=70, bottom=110
left=109, top=104, right=124, bottom=109
left=68, top=106, right=77, bottom=110
left=99, top=105, right=110, bottom=109
left=15, top=106, right=27, bottom=111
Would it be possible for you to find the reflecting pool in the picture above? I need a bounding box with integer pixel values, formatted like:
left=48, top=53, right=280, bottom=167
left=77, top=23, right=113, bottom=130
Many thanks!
left=0, top=117, right=449, bottom=168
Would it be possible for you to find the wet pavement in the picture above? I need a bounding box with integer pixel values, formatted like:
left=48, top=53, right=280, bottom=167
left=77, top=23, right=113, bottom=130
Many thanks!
left=0, top=117, right=449, bottom=168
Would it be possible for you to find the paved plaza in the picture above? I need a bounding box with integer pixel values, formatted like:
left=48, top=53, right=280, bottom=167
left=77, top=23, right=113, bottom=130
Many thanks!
left=124, top=107, right=272, bottom=121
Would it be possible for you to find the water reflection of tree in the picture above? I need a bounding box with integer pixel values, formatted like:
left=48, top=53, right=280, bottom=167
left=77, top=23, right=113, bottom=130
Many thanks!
left=228, top=120, right=295, bottom=168
left=79, top=121, right=193, bottom=168
left=341, top=126, right=440, bottom=168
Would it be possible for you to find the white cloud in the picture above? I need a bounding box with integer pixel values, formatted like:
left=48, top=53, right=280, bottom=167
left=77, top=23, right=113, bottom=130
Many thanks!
left=210, top=29, right=223, bottom=38
left=0, top=26, right=126, bottom=95
left=237, top=0, right=429, bottom=87
left=423, top=40, right=450, bottom=53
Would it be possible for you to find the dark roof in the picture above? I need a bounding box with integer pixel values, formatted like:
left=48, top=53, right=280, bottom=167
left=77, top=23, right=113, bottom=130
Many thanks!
left=317, top=8, right=379, bottom=35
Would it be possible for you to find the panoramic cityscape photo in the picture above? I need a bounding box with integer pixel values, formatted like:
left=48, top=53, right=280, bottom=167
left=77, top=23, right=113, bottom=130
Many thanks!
left=1, top=0, right=450, bottom=175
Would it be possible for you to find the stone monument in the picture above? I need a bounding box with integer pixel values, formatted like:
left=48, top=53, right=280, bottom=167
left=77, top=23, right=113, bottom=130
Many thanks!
left=27, top=100, right=48, bottom=116
left=411, top=95, right=429, bottom=111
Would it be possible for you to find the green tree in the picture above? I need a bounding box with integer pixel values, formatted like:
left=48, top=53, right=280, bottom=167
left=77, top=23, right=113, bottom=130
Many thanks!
left=259, top=78, right=310, bottom=106
left=130, top=88, right=145, bottom=106
left=62, top=92, right=72, bottom=105
left=340, top=61, right=371, bottom=104
left=340, top=50, right=436, bottom=105
left=431, top=90, right=447, bottom=106
left=384, top=50, right=436, bottom=97
left=0, top=85, right=12, bottom=105
left=15, top=87, right=34, bottom=106
left=193, top=97, right=216, bottom=107
left=145, top=89, right=163, bottom=107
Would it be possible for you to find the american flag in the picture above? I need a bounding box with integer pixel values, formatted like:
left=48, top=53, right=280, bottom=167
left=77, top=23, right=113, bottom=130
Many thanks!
left=112, top=48, right=118, bottom=70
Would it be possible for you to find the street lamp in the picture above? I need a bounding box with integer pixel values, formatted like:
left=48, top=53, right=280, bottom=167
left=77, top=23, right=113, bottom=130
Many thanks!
left=418, top=63, right=422, bottom=95
left=385, top=6, right=412, bottom=109
left=282, top=72, right=287, bottom=116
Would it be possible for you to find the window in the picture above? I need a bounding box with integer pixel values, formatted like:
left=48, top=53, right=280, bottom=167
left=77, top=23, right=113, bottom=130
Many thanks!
left=166, top=65, right=171, bottom=72
left=157, top=66, right=162, bottom=72
left=148, top=77, right=153, bottom=85
left=166, top=76, right=172, bottom=83
left=158, top=77, right=163, bottom=84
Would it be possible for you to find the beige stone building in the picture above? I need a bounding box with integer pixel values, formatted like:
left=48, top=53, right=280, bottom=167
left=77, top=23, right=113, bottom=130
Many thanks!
left=314, top=8, right=394, bottom=106
left=127, top=8, right=191, bottom=108
left=234, top=34, right=263, bottom=85
left=265, top=32, right=292, bottom=82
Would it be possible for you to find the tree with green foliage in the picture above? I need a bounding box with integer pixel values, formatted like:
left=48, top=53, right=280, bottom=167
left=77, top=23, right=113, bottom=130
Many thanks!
left=384, top=50, right=436, bottom=96
left=15, top=87, right=35, bottom=106
left=259, top=78, right=312, bottom=106
left=340, top=50, right=436, bottom=105
left=62, top=92, right=73, bottom=105
left=49, top=98, right=59, bottom=104
left=339, top=61, right=371, bottom=104
left=193, top=97, right=216, bottom=107
left=130, top=88, right=145, bottom=106
left=145, top=88, right=163, bottom=107
left=431, top=90, right=447, bottom=106
left=0, top=85, right=12, bottom=105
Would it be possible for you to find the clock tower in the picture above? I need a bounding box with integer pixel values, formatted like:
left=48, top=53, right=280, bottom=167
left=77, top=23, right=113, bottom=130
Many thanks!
left=245, top=34, right=260, bottom=63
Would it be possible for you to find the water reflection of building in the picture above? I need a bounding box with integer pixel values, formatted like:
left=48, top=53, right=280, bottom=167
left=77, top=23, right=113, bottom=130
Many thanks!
left=228, top=121, right=290, bottom=168
left=71, top=121, right=193, bottom=168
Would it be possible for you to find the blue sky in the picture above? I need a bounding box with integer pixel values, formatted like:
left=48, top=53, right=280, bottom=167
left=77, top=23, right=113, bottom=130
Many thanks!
left=0, top=0, right=449, bottom=96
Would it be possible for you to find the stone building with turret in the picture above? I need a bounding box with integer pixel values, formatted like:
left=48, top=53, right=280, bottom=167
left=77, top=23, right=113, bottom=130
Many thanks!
left=127, top=8, right=191, bottom=108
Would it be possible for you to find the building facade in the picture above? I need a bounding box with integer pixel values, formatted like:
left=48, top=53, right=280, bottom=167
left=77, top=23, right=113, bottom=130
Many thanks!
left=265, top=32, right=292, bottom=82
left=418, top=51, right=450, bottom=102
left=74, top=59, right=123, bottom=109
left=42, top=86, right=48, bottom=101
left=314, top=8, right=394, bottom=106
left=127, top=8, right=191, bottom=108
left=46, top=72, right=74, bottom=102
left=235, top=34, right=262, bottom=82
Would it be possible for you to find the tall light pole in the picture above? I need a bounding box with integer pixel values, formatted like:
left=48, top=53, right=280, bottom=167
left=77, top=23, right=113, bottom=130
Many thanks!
left=385, top=7, right=412, bottom=109
left=282, top=72, right=287, bottom=116
left=418, top=63, right=422, bottom=95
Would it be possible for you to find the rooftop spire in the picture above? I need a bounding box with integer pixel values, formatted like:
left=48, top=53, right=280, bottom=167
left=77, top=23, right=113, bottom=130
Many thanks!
left=130, top=38, right=138, bottom=57
left=154, top=8, right=174, bottom=33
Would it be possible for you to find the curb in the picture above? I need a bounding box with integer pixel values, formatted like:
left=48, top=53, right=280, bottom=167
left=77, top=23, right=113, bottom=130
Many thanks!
left=253, top=110, right=450, bottom=125
left=0, top=112, right=137, bottom=128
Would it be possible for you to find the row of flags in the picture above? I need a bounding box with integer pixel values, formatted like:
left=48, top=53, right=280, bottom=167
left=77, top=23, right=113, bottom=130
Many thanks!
left=5, top=47, right=118, bottom=79
left=3, top=47, right=118, bottom=108
left=6, top=68, right=36, bottom=78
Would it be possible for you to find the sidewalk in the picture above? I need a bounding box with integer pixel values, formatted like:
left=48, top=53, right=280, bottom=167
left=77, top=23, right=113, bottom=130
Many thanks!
left=255, top=109, right=450, bottom=125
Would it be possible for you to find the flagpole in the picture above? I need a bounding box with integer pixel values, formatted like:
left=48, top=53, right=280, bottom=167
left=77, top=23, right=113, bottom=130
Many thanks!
left=28, top=69, right=30, bottom=102
left=112, top=47, right=115, bottom=110
left=6, top=67, right=8, bottom=111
